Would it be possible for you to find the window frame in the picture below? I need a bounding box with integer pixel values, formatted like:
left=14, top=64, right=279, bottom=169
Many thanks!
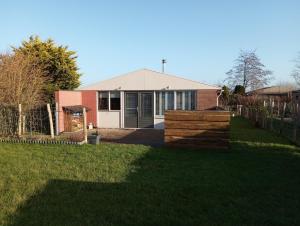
left=98, top=91, right=109, bottom=111
left=155, top=90, right=197, bottom=116
left=110, top=91, right=121, bottom=111
left=98, top=91, right=121, bottom=112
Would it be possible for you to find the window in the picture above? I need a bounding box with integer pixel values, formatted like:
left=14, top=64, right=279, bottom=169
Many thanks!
left=110, top=91, right=120, bottom=110
left=191, top=91, right=196, bottom=110
left=98, top=91, right=121, bottom=111
left=185, top=91, right=192, bottom=110
left=167, top=92, right=174, bottom=110
left=178, top=91, right=196, bottom=110
left=160, top=90, right=196, bottom=113
left=156, top=92, right=165, bottom=115
left=176, top=91, right=183, bottom=110
left=99, top=92, right=108, bottom=110
left=156, top=91, right=175, bottom=115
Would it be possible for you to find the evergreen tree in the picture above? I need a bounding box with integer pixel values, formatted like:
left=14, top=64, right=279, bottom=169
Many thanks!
left=233, top=85, right=245, bottom=95
left=14, top=36, right=81, bottom=102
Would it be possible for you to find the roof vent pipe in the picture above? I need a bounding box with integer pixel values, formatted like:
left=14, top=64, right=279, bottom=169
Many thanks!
left=162, top=59, right=167, bottom=73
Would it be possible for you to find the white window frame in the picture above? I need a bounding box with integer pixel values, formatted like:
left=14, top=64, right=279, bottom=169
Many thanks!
left=98, top=91, right=121, bottom=112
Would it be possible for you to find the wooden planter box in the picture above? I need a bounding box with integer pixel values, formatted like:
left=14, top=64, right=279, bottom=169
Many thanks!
left=164, top=110, right=230, bottom=149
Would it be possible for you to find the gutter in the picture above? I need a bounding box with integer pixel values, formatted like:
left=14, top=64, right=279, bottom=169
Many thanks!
left=216, top=89, right=224, bottom=107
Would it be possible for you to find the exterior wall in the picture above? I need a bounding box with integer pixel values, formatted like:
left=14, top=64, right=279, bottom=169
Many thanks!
left=98, top=111, right=120, bottom=128
left=81, top=90, right=97, bottom=127
left=292, top=91, right=300, bottom=105
left=196, top=89, right=218, bottom=110
left=55, top=91, right=82, bottom=133
left=55, top=88, right=219, bottom=131
left=154, top=117, right=164, bottom=129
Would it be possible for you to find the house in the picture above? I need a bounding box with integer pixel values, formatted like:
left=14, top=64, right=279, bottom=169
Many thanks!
left=247, top=85, right=296, bottom=101
left=55, top=69, right=221, bottom=132
left=292, top=90, right=300, bottom=105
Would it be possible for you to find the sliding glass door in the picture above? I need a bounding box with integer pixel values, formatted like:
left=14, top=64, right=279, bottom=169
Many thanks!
left=124, top=92, right=154, bottom=128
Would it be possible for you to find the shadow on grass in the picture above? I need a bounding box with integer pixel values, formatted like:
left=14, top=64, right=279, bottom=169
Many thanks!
left=6, top=142, right=300, bottom=226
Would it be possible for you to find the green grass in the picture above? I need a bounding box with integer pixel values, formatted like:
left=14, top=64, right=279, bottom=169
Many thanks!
left=0, top=117, right=300, bottom=226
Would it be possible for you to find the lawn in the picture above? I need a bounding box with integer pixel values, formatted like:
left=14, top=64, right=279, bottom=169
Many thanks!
left=0, top=117, right=300, bottom=226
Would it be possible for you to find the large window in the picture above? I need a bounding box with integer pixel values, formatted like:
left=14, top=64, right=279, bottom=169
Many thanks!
left=110, top=91, right=120, bottom=110
left=176, top=91, right=183, bottom=110
left=156, top=90, right=196, bottom=115
left=156, top=91, right=174, bottom=115
left=99, top=91, right=108, bottom=110
left=98, top=91, right=120, bottom=111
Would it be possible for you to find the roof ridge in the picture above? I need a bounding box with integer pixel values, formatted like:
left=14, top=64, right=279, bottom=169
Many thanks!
left=142, top=68, right=220, bottom=89
left=79, top=68, right=221, bottom=90
left=78, top=68, right=144, bottom=89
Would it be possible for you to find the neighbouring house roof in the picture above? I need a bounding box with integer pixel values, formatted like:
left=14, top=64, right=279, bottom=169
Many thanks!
left=247, top=85, right=296, bottom=95
left=78, top=69, right=221, bottom=91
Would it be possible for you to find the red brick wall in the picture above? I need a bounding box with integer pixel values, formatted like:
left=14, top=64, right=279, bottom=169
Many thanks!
left=196, top=90, right=218, bottom=110
left=81, top=90, right=98, bottom=128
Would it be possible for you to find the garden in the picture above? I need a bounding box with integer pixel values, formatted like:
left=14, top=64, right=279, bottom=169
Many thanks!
left=0, top=117, right=300, bottom=226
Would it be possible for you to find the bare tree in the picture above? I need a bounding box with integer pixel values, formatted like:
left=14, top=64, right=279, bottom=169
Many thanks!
left=291, top=52, right=300, bottom=87
left=225, top=50, right=273, bottom=91
left=0, top=52, right=46, bottom=110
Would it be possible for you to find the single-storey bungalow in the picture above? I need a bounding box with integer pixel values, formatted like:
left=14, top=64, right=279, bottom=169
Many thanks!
left=247, top=85, right=296, bottom=100
left=55, top=69, right=221, bottom=132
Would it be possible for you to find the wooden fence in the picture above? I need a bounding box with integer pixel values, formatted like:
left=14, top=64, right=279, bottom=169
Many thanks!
left=164, top=110, right=231, bottom=149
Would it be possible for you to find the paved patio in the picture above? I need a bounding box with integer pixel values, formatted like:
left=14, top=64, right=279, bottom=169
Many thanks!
left=95, top=129, right=164, bottom=147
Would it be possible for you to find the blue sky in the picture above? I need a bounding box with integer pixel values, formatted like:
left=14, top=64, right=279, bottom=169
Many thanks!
left=1, top=0, right=299, bottom=87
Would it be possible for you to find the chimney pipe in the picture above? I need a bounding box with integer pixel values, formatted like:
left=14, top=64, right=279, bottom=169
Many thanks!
left=162, top=59, right=167, bottom=73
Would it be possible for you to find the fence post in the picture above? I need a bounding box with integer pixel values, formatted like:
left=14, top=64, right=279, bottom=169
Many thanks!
left=280, top=102, right=285, bottom=134
left=270, top=100, right=274, bottom=131
left=18, top=104, right=22, bottom=137
left=47, top=104, right=54, bottom=139
left=83, top=107, right=88, bottom=144
left=55, top=102, right=59, bottom=135
left=22, top=115, right=26, bottom=134
left=293, top=104, right=298, bottom=142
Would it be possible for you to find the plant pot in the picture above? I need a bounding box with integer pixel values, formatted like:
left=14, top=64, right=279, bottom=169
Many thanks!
left=87, top=135, right=101, bottom=144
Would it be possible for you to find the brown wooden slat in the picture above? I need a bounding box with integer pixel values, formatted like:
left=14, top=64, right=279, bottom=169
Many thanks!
left=165, top=114, right=230, bottom=122
left=164, top=129, right=229, bottom=138
left=165, top=135, right=229, bottom=144
left=165, top=121, right=230, bottom=130
left=165, top=110, right=230, bottom=115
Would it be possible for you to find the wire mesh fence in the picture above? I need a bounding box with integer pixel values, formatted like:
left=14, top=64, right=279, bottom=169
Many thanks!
left=238, top=100, right=300, bottom=145
left=0, top=104, right=56, bottom=138
left=0, top=105, right=19, bottom=136
left=0, top=103, right=91, bottom=144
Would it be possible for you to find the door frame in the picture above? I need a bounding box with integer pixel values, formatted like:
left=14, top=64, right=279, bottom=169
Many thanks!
left=124, top=91, right=154, bottom=128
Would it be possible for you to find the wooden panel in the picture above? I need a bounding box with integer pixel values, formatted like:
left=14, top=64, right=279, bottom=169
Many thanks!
left=165, top=129, right=229, bottom=138
left=165, top=114, right=229, bottom=122
left=165, top=110, right=229, bottom=115
left=165, top=121, right=229, bottom=130
left=165, top=136, right=229, bottom=144
left=164, top=110, right=230, bottom=149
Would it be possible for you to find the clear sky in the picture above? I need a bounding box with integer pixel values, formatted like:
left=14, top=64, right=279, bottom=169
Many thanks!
left=1, top=0, right=299, bottom=87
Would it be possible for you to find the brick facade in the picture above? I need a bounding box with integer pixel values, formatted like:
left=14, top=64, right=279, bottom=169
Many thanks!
left=196, top=89, right=218, bottom=110
left=81, top=90, right=97, bottom=127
